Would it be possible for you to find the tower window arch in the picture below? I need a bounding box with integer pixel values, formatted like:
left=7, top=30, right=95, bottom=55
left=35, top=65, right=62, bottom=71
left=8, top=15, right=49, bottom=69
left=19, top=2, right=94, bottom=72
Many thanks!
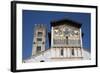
left=37, top=46, right=41, bottom=52
left=37, top=32, right=43, bottom=37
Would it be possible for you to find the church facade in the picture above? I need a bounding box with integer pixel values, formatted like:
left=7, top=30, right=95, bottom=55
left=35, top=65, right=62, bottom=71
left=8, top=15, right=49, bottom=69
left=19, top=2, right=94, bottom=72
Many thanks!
left=24, top=19, right=90, bottom=63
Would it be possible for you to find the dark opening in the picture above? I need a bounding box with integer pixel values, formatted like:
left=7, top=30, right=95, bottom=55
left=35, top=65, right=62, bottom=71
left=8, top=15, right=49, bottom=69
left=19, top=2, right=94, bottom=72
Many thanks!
left=38, top=32, right=43, bottom=37
left=40, top=60, right=45, bottom=62
left=72, top=48, right=74, bottom=56
left=37, top=46, right=41, bottom=52
left=37, top=38, right=42, bottom=41
left=61, top=49, right=63, bottom=56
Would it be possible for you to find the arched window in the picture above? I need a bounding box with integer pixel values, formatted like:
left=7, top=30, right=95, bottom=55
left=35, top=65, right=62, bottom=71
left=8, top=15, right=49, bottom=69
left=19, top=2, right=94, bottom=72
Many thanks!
left=37, top=46, right=41, bottom=52
left=37, top=32, right=43, bottom=37
left=66, top=36, right=68, bottom=44
left=61, top=49, right=63, bottom=56
left=72, top=48, right=74, bottom=56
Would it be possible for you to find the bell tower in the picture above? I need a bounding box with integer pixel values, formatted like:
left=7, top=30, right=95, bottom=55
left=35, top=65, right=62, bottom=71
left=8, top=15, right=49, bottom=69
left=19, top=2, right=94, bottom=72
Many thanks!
left=32, top=24, right=46, bottom=56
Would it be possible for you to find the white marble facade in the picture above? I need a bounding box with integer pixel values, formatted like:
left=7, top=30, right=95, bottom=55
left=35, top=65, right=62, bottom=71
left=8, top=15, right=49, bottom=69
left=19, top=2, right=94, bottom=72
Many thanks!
left=24, top=20, right=90, bottom=63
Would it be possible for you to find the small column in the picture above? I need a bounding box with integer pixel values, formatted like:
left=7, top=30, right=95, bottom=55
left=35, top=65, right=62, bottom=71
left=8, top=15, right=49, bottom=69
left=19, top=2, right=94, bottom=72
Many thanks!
left=77, top=48, right=81, bottom=57
left=74, top=48, right=78, bottom=57
left=64, top=48, right=67, bottom=57
left=67, top=48, right=71, bottom=58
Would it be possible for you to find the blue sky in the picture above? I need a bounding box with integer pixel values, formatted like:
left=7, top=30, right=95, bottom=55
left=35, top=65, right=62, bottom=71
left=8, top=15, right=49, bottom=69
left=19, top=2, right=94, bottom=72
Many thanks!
left=22, top=10, right=91, bottom=60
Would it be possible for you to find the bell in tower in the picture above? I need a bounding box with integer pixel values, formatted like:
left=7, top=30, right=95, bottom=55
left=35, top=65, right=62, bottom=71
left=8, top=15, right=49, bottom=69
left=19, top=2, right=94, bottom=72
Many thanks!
left=32, top=24, right=46, bottom=56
